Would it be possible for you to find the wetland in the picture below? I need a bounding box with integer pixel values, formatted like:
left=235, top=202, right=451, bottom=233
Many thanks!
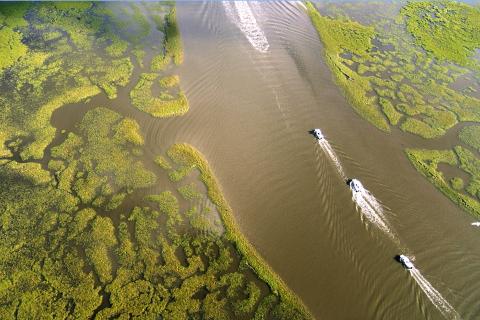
left=1, top=1, right=480, bottom=319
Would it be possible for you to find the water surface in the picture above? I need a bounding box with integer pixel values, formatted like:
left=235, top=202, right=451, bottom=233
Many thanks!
left=172, top=2, right=480, bottom=319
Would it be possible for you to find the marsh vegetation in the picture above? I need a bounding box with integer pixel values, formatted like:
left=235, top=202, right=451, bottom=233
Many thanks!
left=308, top=0, right=480, bottom=218
left=0, top=2, right=310, bottom=319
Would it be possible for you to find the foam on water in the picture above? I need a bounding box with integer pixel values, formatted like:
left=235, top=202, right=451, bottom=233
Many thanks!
left=351, top=189, right=392, bottom=236
left=318, top=139, right=346, bottom=179
left=410, top=268, right=460, bottom=319
left=314, top=131, right=458, bottom=317
left=223, top=1, right=270, bottom=53
left=296, top=1, right=307, bottom=10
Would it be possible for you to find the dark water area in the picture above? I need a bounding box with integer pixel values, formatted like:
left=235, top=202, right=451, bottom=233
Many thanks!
left=48, top=1, right=480, bottom=319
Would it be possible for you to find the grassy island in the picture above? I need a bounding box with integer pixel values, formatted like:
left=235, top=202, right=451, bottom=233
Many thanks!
left=306, top=1, right=480, bottom=138
left=0, top=2, right=309, bottom=318
left=307, top=0, right=480, bottom=218
left=406, top=147, right=480, bottom=217
left=130, top=6, right=189, bottom=118
left=0, top=2, right=190, bottom=164
left=163, top=143, right=313, bottom=319
left=0, top=106, right=312, bottom=318
left=130, top=72, right=189, bottom=118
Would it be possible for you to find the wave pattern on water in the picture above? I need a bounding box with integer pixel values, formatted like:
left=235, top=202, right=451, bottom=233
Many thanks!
left=315, top=131, right=459, bottom=317
left=223, top=1, right=270, bottom=53
left=410, top=269, right=460, bottom=319
left=351, top=188, right=393, bottom=237
left=318, top=139, right=346, bottom=179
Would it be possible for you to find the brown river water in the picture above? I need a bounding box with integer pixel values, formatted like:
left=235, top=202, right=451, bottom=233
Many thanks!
left=52, top=2, right=480, bottom=319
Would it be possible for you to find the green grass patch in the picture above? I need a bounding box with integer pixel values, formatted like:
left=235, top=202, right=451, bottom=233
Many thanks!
left=177, top=182, right=202, bottom=201
left=130, top=73, right=189, bottom=118
left=401, top=1, right=480, bottom=67
left=306, top=1, right=480, bottom=140
left=459, top=125, right=480, bottom=151
left=306, top=2, right=389, bottom=132
left=163, top=7, right=183, bottom=65
left=450, top=177, right=464, bottom=190
left=406, top=147, right=480, bottom=217
left=166, top=143, right=313, bottom=319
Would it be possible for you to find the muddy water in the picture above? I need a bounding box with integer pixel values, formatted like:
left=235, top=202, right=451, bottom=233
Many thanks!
left=174, top=2, right=480, bottom=319
left=52, top=1, right=480, bottom=319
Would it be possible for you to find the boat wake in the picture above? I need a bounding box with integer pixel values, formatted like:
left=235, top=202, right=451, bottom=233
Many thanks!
left=410, top=268, right=459, bottom=319
left=223, top=1, right=270, bottom=53
left=296, top=1, right=307, bottom=10
left=351, top=187, right=393, bottom=237
left=313, top=129, right=458, bottom=318
left=317, top=139, right=346, bottom=179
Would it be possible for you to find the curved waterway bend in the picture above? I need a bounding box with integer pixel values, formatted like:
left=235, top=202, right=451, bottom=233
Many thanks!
left=49, top=2, right=480, bottom=319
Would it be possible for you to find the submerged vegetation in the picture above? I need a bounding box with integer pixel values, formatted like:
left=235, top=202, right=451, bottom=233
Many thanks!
left=0, top=2, right=310, bottom=318
left=307, top=0, right=480, bottom=218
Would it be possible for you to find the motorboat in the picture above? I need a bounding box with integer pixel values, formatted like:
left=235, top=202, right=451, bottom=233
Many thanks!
left=312, top=128, right=324, bottom=140
left=348, top=179, right=363, bottom=193
left=399, top=254, right=414, bottom=270
left=472, top=222, right=480, bottom=227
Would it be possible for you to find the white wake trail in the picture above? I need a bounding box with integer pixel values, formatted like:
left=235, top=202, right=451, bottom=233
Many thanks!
left=352, top=190, right=392, bottom=236
left=222, top=1, right=270, bottom=53
left=296, top=1, right=307, bottom=10
left=314, top=131, right=457, bottom=318
left=362, top=189, right=385, bottom=215
left=318, top=139, right=346, bottom=179
left=410, top=269, right=459, bottom=319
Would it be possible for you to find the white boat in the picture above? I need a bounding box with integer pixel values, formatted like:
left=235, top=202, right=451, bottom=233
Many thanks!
left=399, top=254, right=414, bottom=270
left=312, top=128, right=324, bottom=140
left=349, top=179, right=363, bottom=193
left=472, top=222, right=480, bottom=227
